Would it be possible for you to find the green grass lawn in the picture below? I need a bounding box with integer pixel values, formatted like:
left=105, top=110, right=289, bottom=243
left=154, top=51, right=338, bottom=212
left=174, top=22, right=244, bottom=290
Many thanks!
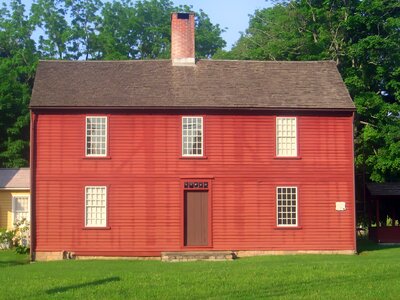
left=0, top=250, right=30, bottom=267
left=1, top=240, right=400, bottom=299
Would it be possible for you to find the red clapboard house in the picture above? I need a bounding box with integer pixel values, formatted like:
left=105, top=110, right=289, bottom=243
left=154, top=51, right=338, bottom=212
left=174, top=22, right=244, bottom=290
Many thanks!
left=30, top=12, right=356, bottom=261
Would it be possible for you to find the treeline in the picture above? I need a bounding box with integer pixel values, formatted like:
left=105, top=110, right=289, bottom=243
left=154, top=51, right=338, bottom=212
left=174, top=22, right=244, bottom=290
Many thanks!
left=0, top=0, right=225, bottom=168
left=215, top=0, right=400, bottom=182
left=1, top=0, right=399, bottom=182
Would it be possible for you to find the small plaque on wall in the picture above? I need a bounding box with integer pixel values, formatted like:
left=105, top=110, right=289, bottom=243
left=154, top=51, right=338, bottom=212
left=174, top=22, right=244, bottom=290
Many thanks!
left=336, top=202, right=346, bottom=211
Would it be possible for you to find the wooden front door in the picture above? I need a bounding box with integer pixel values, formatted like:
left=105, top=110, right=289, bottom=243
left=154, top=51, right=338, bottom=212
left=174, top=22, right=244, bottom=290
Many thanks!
left=184, top=191, right=208, bottom=246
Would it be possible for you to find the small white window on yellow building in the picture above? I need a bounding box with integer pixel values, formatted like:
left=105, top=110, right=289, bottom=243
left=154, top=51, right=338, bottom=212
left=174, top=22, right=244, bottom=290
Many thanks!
left=12, top=195, right=30, bottom=226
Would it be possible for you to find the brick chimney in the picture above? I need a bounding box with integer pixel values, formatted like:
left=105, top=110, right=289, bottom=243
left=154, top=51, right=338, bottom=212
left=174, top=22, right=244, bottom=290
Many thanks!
left=171, top=12, right=195, bottom=66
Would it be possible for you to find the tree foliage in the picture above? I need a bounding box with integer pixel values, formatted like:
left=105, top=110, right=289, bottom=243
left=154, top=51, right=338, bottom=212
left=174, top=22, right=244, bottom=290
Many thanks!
left=96, top=0, right=225, bottom=59
left=0, top=0, right=225, bottom=167
left=30, top=0, right=226, bottom=60
left=215, top=0, right=400, bottom=182
left=30, top=0, right=71, bottom=59
left=0, top=0, right=37, bottom=167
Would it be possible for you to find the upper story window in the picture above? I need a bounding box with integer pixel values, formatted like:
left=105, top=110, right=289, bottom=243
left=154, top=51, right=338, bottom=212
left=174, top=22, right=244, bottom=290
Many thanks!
left=86, top=116, right=107, bottom=157
left=276, top=117, right=297, bottom=157
left=182, top=117, right=203, bottom=157
left=277, top=187, right=298, bottom=226
left=85, top=186, right=107, bottom=227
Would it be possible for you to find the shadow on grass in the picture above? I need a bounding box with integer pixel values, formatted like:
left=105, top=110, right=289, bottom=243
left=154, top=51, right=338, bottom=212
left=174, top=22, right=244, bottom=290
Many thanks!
left=226, top=272, right=400, bottom=299
left=357, top=238, right=400, bottom=254
left=0, top=251, right=29, bottom=267
left=46, top=276, right=120, bottom=295
left=0, top=260, right=28, bottom=267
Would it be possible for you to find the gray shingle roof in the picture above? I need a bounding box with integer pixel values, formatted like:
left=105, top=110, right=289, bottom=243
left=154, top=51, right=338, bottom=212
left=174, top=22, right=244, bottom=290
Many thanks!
left=30, top=59, right=354, bottom=110
left=0, top=168, right=30, bottom=189
left=367, top=183, right=400, bottom=197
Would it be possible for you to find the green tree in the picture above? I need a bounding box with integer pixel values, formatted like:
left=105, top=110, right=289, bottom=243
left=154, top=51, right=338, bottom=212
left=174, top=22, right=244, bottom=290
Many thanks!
left=96, top=0, right=225, bottom=59
left=96, top=0, right=138, bottom=59
left=348, top=0, right=400, bottom=182
left=0, top=0, right=37, bottom=167
left=217, top=0, right=400, bottom=183
left=31, top=0, right=71, bottom=59
left=29, top=0, right=226, bottom=60
left=216, top=0, right=355, bottom=62
left=65, top=0, right=103, bottom=60
left=194, top=9, right=226, bottom=58
left=133, top=0, right=173, bottom=59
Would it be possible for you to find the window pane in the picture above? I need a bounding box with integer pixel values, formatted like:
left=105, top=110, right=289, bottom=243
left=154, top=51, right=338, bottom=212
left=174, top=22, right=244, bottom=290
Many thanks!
left=86, top=117, right=107, bottom=156
left=85, top=186, right=107, bottom=227
left=13, top=196, right=30, bottom=223
left=276, top=117, right=297, bottom=157
left=182, top=117, right=203, bottom=156
left=277, top=187, right=297, bottom=226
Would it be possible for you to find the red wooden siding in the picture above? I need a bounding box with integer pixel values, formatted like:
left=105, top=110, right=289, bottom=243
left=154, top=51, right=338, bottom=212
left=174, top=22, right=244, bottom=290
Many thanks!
left=32, top=111, right=355, bottom=255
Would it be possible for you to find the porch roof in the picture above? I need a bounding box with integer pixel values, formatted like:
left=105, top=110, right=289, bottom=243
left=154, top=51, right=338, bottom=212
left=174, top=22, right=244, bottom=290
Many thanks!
left=367, top=183, right=400, bottom=197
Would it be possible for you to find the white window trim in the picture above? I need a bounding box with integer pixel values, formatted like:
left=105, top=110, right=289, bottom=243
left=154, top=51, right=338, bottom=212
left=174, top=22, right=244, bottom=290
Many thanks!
left=84, top=186, right=107, bottom=228
left=85, top=116, right=108, bottom=157
left=12, top=194, right=31, bottom=228
left=182, top=116, right=204, bottom=157
left=276, top=186, right=298, bottom=227
left=276, top=117, right=298, bottom=157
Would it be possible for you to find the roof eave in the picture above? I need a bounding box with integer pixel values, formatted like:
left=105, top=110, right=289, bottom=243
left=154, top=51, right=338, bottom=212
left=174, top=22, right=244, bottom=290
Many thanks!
left=30, top=106, right=356, bottom=112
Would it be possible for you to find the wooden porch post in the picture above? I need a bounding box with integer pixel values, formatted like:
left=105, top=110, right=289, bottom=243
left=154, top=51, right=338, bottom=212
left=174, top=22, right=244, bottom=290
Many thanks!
left=392, top=205, right=396, bottom=226
left=376, top=199, right=380, bottom=227
left=368, top=197, right=372, bottom=227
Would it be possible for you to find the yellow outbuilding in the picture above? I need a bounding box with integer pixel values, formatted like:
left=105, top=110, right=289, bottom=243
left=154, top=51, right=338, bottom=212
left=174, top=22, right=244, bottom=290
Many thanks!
left=0, top=168, right=30, bottom=230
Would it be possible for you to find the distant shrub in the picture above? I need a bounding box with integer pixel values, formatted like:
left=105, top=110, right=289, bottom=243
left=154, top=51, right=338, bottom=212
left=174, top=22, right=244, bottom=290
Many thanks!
left=0, top=228, right=15, bottom=250
left=13, top=219, right=30, bottom=254
left=15, top=244, right=30, bottom=254
left=0, top=219, right=30, bottom=253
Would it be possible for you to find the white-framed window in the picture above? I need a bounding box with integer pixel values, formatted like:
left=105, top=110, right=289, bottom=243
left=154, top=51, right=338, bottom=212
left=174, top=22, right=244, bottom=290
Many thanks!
left=85, top=186, right=107, bottom=227
left=86, top=116, right=107, bottom=157
left=12, top=195, right=30, bottom=225
left=276, top=117, right=297, bottom=157
left=276, top=187, right=298, bottom=226
left=182, top=116, right=203, bottom=156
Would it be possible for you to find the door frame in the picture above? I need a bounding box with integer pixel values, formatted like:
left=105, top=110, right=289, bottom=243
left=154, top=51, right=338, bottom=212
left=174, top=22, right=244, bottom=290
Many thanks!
left=180, top=177, right=213, bottom=249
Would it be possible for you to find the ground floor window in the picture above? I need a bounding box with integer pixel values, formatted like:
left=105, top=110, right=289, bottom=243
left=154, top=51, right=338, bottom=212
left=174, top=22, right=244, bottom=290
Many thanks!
left=277, top=187, right=297, bottom=226
left=85, top=186, right=107, bottom=227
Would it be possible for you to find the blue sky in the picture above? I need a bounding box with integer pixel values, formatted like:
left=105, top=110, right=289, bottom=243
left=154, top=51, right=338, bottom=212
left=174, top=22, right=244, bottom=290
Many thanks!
left=5, top=0, right=271, bottom=49
left=173, top=0, right=271, bottom=48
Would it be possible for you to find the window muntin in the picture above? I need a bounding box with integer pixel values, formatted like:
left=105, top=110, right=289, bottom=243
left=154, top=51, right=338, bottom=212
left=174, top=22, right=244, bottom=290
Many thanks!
left=12, top=196, right=30, bottom=224
left=182, top=117, right=203, bottom=156
left=85, top=186, right=107, bottom=227
left=277, top=187, right=298, bottom=226
left=86, top=116, right=107, bottom=157
left=276, top=117, right=297, bottom=157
